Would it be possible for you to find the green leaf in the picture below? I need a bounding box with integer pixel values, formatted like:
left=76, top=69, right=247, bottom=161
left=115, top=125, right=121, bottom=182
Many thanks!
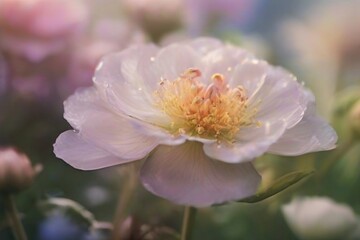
left=238, top=170, right=314, bottom=203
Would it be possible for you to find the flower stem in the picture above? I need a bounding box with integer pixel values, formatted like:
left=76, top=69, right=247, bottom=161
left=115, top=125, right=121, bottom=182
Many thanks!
left=180, top=206, right=197, bottom=240
left=112, top=165, right=137, bottom=240
left=4, top=194, right=28, bottom=240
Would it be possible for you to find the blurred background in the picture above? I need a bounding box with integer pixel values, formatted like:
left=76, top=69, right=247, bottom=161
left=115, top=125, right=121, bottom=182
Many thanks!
left=0, top=0, right=359, bottom=239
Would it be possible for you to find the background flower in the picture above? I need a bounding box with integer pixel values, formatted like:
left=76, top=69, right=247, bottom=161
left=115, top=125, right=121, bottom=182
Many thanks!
left=282, top=197, right=360, bottom=240
left=0, top=0, right=88, bottom=62
left=279, top=0, right=360, bottom=118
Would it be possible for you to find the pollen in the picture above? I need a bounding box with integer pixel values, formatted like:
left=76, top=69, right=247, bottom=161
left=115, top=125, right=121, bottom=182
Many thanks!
left=154, top=68, right=259, bottom=143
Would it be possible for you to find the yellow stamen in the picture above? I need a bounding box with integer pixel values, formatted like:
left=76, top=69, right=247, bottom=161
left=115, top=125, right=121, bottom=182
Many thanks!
left=154, top=68, right=260, bottom=143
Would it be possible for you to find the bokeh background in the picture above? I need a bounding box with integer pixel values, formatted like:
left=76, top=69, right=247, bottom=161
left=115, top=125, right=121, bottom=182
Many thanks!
left=0, top=0, right=359, bottom=239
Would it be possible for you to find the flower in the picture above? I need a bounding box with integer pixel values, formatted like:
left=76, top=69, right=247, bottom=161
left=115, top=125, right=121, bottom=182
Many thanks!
left=282, top=197, right=360, bottom=240
left=0, top=147, right=41, bottom=193
left=54, top=38, right=337, bottom=207
left=0, top=0, right=88, bottom=62
left=279, top=0, right=360, bottom=118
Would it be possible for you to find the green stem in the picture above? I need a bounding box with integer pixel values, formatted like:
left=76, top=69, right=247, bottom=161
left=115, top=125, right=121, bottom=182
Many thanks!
left=317, top=137, right=356, bottom=179
left=4, top=194, right=28, bottom=240
left=180, top=206, right=197, bottom=240
left=112, top=165, right=137, bottom=240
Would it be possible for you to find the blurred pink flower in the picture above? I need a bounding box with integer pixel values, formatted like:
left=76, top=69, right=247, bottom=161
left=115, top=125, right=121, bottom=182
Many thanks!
left=62, top=20, right=147, bottom=97
left=54, top=38, right=337, bottom=207
left=0, top=0, right=88, bottom=62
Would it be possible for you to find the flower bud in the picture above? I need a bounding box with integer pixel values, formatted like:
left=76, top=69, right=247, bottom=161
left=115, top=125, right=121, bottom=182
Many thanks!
left=348, top=99, right=360, bottom=137
left=0, top=147, right=41, bottom=193
left=282, top=197, right=358, bottom=240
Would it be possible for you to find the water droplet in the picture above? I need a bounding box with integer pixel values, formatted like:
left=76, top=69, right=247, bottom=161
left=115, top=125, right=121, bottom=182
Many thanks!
left=150, top=57, right=155, bottom=62
left=227, top=67, right=232, bottom=72
left=138, top=87, right=142, bottom=91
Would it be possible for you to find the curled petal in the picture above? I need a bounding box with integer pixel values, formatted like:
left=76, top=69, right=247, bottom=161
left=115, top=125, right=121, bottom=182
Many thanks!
left=140, top=142, right=261, bottom=207
left=268, top=103, right=337, bottom=155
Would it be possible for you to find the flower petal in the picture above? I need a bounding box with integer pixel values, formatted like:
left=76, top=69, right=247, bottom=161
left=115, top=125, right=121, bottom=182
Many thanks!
left=64, top=87, right=161, bottom=160
left=152, top=43, right=203, bottom=81
left=202, top=44, right=253, bottom=83
left=203, top=120, right=287, bottom=163
left=140, top=142, right=261, bottom=207
left=268, top=103, right=337, bottom=155
left=232, top=61, right=307, bottom=129
left=54, top=130, right=133, bottom=170
left=64, top=87, right=104, bottom=130
left=93, top=44, right=166, bottom=124
left=79, top=109, right=159, bottom=160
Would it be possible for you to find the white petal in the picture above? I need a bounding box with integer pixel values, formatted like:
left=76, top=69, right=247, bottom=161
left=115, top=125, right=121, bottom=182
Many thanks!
left=79, top=109, right=159, bottom=160
left=229, top=59, right=269, bottom=94
left=203, top=120, right=287, bottom=163
left=93, top=44, right=166, bottom=124
left=268, top=103, right=337, bottom=155
left=233, top=62, right=307, bottom=128
left=54, top=131, right=134, bottom=170
left=140, top=142, right=261, bottom=207
left=202, top=45, right=253, bottom=83
left=64, top=87, right=182, bottom=155
left=152, top=43, right=203, bottom=81
left=64, top=87, right=105, bottom=129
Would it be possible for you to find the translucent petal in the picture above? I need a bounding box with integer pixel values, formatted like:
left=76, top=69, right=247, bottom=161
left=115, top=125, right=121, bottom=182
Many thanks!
left=140, top=142, right=261, bottom=207
left=54, top=130, right=135, bottom=170
left=268, top=103, right=337, bottom=155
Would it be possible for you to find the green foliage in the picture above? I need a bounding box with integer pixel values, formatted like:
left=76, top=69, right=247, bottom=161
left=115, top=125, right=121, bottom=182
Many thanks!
left=239, top=170, right=314, bottom=203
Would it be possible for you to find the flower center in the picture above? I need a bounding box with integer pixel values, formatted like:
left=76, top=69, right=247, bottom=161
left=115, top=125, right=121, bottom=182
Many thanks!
left=154, top=68, right=259, bottom=142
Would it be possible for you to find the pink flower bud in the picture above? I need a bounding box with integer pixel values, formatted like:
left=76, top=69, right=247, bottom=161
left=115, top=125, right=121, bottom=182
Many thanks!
left=0, top=147, right=41, bottom=193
